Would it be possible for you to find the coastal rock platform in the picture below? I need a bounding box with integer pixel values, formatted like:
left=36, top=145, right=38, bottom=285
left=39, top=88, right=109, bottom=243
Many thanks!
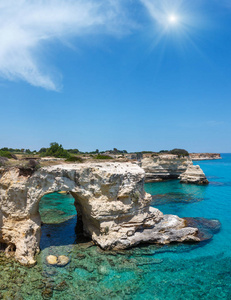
left=0, top=163, right=200, bottom=266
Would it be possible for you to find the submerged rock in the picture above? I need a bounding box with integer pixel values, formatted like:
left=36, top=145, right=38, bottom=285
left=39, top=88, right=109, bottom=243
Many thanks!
left=98, top=265, right=110, bottom=275
left=184, top=217, right=221, bottom=241
left=151, top=192, right=204, bottom=206
left=46, top=255, right=57, bottom=265
left=54, top=280, right=69, bottom=291
left=42, top=288, right=53, bottom=299
left=57, top=255, right=70, bottom=267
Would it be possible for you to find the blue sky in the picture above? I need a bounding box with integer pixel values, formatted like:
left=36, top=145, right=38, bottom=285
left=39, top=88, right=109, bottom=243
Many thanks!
left=0, top=0, right=231, bottom=152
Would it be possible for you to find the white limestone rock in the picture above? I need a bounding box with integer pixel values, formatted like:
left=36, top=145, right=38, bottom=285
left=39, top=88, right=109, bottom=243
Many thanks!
left=180, top=165, right=209, bottom=185
left=57, top=255, right=70, bottom=267
left=141, top=154, right=192, bottom=182
left=0, top=162, right=200, bottom=266
left=46, top=255, right=58, bottom=265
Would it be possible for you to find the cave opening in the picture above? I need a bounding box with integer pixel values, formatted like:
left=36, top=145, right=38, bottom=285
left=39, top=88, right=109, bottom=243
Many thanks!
left=39, top=191, right=88, bottom=250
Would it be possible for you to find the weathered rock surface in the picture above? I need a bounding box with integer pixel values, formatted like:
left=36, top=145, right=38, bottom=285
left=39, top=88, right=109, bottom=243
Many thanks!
left=141, top=154, right=193, bottom=182
left=190, top=153, right=221, bottom=161
left=141, top=154, right=209, bottom=185
left=46, top=255, right=58, bottom=265
left=0, top=163, right=200, bottom=266
left=180, top=165, right=209, bottom=185
left=57, top=255, right=70, bottom=267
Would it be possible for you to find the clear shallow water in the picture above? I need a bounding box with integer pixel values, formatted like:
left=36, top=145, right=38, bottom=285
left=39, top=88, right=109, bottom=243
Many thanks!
left=0, top=155, right=231, bottom=299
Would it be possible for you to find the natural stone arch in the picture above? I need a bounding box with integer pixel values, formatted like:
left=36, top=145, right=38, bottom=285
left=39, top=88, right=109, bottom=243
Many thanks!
left=0, top=163, right=200, bottom=266
left=38, top=190, right=86, bottom=246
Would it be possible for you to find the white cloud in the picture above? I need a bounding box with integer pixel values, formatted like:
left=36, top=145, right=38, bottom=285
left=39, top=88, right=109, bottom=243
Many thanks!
left=0, top=0, right=131, bottom=90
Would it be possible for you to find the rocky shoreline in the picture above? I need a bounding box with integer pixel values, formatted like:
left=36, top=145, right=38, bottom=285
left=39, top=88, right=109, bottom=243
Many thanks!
left=0, top=163, right=202, bottom=266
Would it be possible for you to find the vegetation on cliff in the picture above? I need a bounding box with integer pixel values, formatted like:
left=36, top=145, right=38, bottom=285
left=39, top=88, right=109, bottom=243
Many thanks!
left=159, top=149, right=189, bottom=157
left=39, top=143, right=70, bottom=159
left=94, top=154, right=112, bottom=160
left=0, top=150, right=17, bottom=159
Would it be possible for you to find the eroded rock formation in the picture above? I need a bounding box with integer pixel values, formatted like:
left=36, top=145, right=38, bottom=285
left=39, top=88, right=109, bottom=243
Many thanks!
left=180, top=165, right=209, bottom=185
left=141, top=154, right=208, bottom=184
left=0, top=163, right=200, bottom=266
left=190, top=153, right=221, bottom=161
left=141, top=154, right=190, bottom=182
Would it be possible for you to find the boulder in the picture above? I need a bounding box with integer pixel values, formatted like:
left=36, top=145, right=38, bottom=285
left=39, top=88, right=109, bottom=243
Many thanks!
left=57, top=255, right=70, bottom=267
left=46, top=255, right=58, bottom=265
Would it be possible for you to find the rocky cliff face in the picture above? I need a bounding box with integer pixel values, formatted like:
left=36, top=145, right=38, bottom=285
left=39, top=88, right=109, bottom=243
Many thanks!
left=179, top=165, right=209, bottom=185
left=190, top=153, right=221, bottom=161
left=141, top=154, right=208, bottom=185
left=141, top=154, right=192, bottom=182
left=0, top=163, right=200, bottom=266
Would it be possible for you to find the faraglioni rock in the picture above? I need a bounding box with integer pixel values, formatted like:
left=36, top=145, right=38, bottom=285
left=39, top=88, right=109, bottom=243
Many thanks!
left=141, top=154, right=192, bottom=182
left=180, top=165, right=209, bottom=185
left=0, top=163, right=200, bottom=266
left=141, top=154, right=209, bottom=184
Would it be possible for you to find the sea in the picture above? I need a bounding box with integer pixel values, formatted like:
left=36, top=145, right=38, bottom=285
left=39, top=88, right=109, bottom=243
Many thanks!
left=0, top=154, right=230, bottom=299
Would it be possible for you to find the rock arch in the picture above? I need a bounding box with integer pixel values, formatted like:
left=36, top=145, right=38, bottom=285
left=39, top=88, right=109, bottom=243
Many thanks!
left=0, top=163, right=199, bottom=266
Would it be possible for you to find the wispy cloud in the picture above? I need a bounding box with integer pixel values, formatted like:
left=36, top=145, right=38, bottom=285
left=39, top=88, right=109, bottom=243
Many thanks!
left=0, top=0, right=131, bottom=90
left=140, top=0, right=184, bottom=27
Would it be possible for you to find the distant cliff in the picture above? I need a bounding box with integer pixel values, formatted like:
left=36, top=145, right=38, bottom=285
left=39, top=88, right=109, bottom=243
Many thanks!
left=141, top=154, right=208, bottom=184
left=190, top=153, right=221, bottom=161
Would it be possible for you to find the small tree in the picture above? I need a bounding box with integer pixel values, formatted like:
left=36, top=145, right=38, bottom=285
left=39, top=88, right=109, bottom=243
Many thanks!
left=169, top=149, right=189, bottom=157
left=38, top=147, right=47, bottom=154
left=40, top=143, right=70, bottom=158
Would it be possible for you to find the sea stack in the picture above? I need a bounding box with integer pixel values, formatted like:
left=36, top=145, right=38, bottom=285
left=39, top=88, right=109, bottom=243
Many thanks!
left=180, top=165, right=209, bottom=185
left=141, top=154, right=209, bottom=184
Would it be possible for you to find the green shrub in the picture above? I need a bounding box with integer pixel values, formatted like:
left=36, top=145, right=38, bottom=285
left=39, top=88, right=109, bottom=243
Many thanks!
left=66, top=156, right=83, bottom=163
left=0, top=151, right=17, bottom=159
left=169, top=149, right=189, bottom=157
left=94, top=155, right=112, bottom=160
left=158, top=149, right=189, bottom=157
left=40, top=143, right=70, bottom=159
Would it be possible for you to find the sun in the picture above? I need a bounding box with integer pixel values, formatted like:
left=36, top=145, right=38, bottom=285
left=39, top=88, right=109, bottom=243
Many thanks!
left=168, top=14, right=178, bottom=25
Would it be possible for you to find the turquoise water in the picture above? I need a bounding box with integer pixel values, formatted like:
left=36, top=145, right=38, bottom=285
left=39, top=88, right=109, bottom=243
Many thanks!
left=0, top=155, right=230, bottom=299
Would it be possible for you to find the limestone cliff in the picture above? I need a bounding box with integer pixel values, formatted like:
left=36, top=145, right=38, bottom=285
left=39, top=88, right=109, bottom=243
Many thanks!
left=179, top=165, right=209, bottom=185
left=190, top=153, right=221, bottom=161
left=0, top=163, right=199, bottom=266
left=141, top=154, right=208, bottom=185
left=141, top=154, right=192, bottom=182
